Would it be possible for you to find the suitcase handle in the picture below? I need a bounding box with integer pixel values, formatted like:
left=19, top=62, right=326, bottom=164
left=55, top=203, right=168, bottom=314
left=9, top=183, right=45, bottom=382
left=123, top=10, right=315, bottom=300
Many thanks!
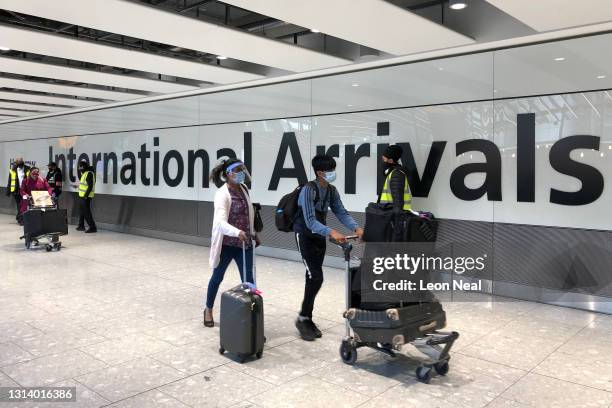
left=242, top=239, right=256, bottom=286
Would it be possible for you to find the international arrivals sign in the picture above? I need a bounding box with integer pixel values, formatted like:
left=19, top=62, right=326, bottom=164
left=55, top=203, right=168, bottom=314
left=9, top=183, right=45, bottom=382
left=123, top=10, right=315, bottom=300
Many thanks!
left=2, top=97, right=611, bottom=230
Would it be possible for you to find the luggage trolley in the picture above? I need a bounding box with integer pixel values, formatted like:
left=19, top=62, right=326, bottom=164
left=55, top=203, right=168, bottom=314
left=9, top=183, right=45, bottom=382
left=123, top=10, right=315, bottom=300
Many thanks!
left=20, top=198, right=68, bottom=252
left=333, top=237, right=459, bottom=383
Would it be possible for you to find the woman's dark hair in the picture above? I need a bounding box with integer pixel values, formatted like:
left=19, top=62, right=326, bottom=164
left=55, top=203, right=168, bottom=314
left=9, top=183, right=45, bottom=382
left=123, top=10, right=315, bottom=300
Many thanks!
left=312, top=154, right=336, bottom=173
left=30, top=167, right=40, bottom=174
left=210, top=158, right=242, bottom=187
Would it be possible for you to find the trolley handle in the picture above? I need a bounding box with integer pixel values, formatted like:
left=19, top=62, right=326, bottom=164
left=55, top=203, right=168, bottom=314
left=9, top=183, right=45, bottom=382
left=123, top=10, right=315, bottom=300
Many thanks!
left=329, top=235, right=360, bottom=261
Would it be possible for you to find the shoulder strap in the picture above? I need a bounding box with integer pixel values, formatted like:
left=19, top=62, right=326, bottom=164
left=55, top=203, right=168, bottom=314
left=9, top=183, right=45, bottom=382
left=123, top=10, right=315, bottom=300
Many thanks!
left=307, top=180, right=320, bottom=204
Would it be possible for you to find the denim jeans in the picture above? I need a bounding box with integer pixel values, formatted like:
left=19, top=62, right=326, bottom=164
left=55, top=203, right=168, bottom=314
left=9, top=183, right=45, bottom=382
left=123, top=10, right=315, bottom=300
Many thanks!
left=205, top=245, right=253, bottom=309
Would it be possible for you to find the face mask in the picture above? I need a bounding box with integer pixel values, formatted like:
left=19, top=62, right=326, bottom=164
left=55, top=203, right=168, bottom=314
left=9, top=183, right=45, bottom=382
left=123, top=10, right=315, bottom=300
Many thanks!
left=17, top=162, right=23, bottom=167
left=324, top=171, right=336, bottom=183
left=383, top=161, right=395, bottom=170
left=31, top=174, right=39, bottom=180
left=233, top=171, right=246, bottom=184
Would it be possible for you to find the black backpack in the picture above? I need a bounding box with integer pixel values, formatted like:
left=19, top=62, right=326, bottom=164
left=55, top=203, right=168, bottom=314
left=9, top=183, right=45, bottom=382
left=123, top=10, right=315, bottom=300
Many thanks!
left=275, top=181, right=325, bottom=232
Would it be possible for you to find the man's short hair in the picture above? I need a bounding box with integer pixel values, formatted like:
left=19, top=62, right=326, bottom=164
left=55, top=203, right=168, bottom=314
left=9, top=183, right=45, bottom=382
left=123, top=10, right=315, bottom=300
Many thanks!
left=312, top=154, right=336, bottom=173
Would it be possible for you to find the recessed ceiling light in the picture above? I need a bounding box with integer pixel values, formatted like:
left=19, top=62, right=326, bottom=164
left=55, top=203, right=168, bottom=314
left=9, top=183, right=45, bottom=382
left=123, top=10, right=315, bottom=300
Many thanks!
left=311, top=28, right=320, bottom=33
left=449, top=0, right=467, bottom=10
left=351, top=83, right=359, bottom=87
left=216, top=55, right=228, bottom=60
left=554, top=57, right=565, bottom=61
left=347, top=104, right=353, bottom=107
left=596, top=75, right=607, bottom=79
left=0, top=46, right=10, bottom=51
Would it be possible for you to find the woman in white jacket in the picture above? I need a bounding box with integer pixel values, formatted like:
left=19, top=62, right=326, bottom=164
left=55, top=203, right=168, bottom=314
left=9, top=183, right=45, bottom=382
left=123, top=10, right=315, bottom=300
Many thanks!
left=204, top=158, right=260, bottom=327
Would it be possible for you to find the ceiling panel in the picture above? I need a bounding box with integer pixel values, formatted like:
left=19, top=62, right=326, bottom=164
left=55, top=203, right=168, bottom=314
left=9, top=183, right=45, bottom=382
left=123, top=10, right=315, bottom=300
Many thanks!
left=0, top=101, right=63, bottom=112
left=0, top=109, right=32, bottom=116
left=0, top=24, right=264, bottom=84
left=0, top=56, right=197, bottom=93
left=221, top=0, right=474, bottom=55
left=0, top=90, right=101, bottom=107
left=0, top=0, right=352, bottom=72
left=0, top=77, right=145, bottom=101
left=485, top=0, right=612, bottom=31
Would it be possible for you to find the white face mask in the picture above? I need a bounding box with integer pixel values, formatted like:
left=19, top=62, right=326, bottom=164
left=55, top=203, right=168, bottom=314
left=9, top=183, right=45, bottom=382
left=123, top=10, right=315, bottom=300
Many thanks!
left=324, top=170, right=336, bottom=183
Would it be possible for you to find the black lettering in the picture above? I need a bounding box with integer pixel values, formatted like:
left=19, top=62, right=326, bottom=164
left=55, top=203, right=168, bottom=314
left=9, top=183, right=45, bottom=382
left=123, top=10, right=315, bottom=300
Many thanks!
left=244, top=132, right=252, bottom=188
left=67, top=147, right=76, bottom=182
left=153, top=137, right=160, bottom=186
left=92, top=153, right=102, bottom=173
left=103, top=152, right=118, bottom=184
left=138, top=143, right=151, bottom=186
left=269, top=132, right=307, bottom=190
left=188, top=149, right=209, bottom=188
left=517, top=113, right=535, bottom=202
left=450, top=139, right=502, bottom=201
left=549, top=135, right=603, bottom=205
left=217, top=148, right=236, bottom=160
left=345, top=144, right=370, bottom=194
left=163, top=150, right=184, bottom=187
left=120, top=152, right=136, bottom=185
left=401, top=142, right=447, bottom=197
left=316, top=144, right=340, bottom=157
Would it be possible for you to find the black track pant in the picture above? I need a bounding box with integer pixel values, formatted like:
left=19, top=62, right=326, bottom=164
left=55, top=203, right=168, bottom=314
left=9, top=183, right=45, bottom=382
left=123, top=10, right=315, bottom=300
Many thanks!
left=78, top=198, right=96, bottom=229
left=13, top=194, right=22, bottom=221
left=295, top=232, right=327, bottom=319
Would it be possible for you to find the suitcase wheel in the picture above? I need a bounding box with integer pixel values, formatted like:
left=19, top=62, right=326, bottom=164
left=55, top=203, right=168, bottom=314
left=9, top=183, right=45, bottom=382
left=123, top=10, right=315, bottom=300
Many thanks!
left=434, top=361, right=449, bottom=376
left=219, top=347, right=225, bottom=355
left=416, top=366, right=433, bottom=383
left=45, top=245, right=52, bottom=252
left=339, top=340, right=357, bottom=365
left=256, top=351, right=263, bottom=359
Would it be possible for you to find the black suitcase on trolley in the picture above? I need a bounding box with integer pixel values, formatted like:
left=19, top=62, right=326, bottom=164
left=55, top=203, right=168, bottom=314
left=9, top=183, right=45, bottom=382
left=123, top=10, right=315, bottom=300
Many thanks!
left=23, top=208, right=68, bottom=237
left=219, top=241, right=264, bottom=363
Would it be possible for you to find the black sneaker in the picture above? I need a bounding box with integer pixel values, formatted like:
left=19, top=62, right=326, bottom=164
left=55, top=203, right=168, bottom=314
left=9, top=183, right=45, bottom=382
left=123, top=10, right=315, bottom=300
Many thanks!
left=295, top=319, right=316, bottom=341
left=85, top=228, right=97, bottom=233
left=76, top=226, right=85, bottom=231
left=307, top=320, right=322, bottom=338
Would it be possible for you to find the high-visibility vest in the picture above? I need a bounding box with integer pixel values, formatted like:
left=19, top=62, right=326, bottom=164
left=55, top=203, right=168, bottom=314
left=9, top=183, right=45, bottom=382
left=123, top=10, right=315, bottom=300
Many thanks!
left=9, top=168, right=30, bottom=192
left=78, top=171, right=95, bottom=198
left=379, top=168, right=411, bottom=211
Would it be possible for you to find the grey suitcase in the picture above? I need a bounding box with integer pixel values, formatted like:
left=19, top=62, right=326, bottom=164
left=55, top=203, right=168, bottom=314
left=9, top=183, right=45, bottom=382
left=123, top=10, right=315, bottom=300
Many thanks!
left=218, top=241, right=264, bottom=363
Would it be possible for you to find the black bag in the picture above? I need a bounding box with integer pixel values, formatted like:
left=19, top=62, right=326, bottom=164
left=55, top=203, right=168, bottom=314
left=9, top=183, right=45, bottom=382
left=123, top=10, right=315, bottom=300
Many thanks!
left=241, top=184, right=263, bottom=232
left=23, top=208, right=68, bottom=237
left=219, top=242, right=264, bottom=362
left=275, top=181, right=320, bottom=232
left=363, top=203, right=437, bottom=243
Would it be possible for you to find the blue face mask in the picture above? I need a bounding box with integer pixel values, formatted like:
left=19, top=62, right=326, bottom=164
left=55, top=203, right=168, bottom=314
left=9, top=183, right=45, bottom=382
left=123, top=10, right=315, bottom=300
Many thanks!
left=324, top=170, right=336, bottom=183
left=233, top=171, right=246, bottom=184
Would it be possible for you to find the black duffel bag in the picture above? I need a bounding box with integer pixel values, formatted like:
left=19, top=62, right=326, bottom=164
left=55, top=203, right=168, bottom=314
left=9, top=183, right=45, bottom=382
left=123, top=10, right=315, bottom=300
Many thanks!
left=363, top=203, right=437, bottom=243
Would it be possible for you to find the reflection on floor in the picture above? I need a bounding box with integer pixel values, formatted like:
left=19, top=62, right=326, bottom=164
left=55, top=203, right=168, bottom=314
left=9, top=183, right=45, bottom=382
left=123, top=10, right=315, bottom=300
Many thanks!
left=1, top=213, right=612, bottom=407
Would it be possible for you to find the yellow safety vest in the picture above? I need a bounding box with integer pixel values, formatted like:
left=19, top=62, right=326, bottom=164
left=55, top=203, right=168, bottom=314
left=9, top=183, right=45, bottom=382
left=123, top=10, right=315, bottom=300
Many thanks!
left=9, top=168, right=30, bottom=192
left=78, top=171, right=95, bottom=198
left=379, top=169, right=412, bottom=211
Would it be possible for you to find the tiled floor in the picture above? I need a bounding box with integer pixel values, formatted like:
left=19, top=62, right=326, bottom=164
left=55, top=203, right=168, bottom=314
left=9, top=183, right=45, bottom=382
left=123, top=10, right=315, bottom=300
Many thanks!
left=1, top=213, right=612, bottom=408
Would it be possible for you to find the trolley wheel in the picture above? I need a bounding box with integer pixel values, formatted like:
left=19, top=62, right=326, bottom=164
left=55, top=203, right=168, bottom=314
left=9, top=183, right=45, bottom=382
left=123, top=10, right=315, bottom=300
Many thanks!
left=416, top=366, right=433, bottom=384
left=434, top=361, right=449, bottom=376
left=256, top=350, right=263, bottom=359
left=219, top=347, right=225, bottom=355
left=25, top=239, right=31, bottom=249
left=33, top=240, right=39, bottom=246
left=45, top=245, right=52, bottom=252
left=54, top=242, right=61, bottom=251
left=340, top=340, right=358, bottom=365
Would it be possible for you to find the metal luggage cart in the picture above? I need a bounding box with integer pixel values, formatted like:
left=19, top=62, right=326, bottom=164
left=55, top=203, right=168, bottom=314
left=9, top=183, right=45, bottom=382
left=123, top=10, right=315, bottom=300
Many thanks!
left=333, top=237, right=459, bottom=384
left=20, top=200, right=68, bottom=252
